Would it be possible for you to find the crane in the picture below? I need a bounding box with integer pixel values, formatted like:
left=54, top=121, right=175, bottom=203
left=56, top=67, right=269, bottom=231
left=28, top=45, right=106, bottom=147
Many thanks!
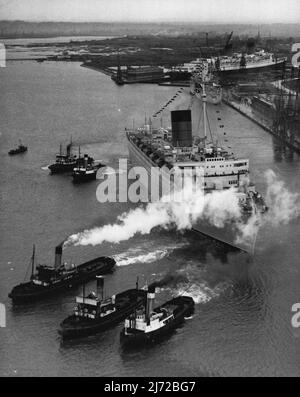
left=224, top=31, right=234, bottom=53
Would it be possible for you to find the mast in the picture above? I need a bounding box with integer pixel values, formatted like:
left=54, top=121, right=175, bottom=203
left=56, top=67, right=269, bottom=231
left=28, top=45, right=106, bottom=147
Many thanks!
left=31, top=245, right=35, bottom=278
left=202, top=80, right=208, bottom=143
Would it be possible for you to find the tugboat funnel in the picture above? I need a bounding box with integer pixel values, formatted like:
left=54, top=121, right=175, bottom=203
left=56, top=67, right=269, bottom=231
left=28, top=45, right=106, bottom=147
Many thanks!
left=146, top=285, right=156, bottom=323
left=96, top=276, right=104, bottom=300
left=84, top=154, right=88, bottom=168
left=54, top=245, right=63, bottom=269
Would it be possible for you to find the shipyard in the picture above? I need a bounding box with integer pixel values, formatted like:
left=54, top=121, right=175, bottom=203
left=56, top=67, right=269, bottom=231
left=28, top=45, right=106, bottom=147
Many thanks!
left=1, top=0, right=300, bottom=381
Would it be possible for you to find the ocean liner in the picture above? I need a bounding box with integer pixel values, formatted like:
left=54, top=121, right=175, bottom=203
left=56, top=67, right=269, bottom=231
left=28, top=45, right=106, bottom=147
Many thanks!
left=126, top=80, right=267, bottom=253
left=211, top=50, right=286, bottom=76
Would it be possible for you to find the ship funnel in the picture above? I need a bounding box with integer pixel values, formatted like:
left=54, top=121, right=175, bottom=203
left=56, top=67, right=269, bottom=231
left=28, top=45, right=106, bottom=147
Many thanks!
left=66, top=143, right=71, bottom=157
left=84, top=154, right=88, bottom=169
left=54, top=245, right=63, bottom=269
left=171, top=110, right=192, bottom=147
left=96, top=276, right=104, bottom=300
left=146, top=285, right=156, bottom=324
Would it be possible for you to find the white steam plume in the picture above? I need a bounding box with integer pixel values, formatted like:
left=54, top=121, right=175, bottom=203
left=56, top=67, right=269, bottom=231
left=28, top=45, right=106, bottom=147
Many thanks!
left=65, top=182, right=241, bottom=247
left=236, top=169, right=300, bottom=247
left=65, top=169, right=300, bottom=251
left=264, top=169, right=300, bottom=225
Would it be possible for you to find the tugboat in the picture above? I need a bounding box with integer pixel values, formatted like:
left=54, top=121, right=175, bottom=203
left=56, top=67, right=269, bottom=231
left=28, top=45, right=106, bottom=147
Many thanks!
left=48, top=140, right=78, bottom=174
left=59, top=277, right=146, bottom=339
left=120, top=286, right=194, bottom=345
left=8, top=245, right=115, bottom=304
left=72, top=154, right=104, bottom=184
left=8, top=140, right=28, bottom=156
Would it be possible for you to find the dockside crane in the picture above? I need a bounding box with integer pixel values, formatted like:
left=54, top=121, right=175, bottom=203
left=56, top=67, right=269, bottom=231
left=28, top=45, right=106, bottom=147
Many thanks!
left=224, top=31, right=234, bottom=54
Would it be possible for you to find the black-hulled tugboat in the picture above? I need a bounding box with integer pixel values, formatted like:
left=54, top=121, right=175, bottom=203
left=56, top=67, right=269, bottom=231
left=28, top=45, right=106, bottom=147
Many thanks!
left=59, top=277, right=146, bottom=339
left=72, top=154, right=104, bottom=184
left=8, top=140, right=28, bottom=155
left=48, top=141, right=78, bottom=174
left=120, top=286, right=194, bottom=345
left=8, top=245, right=115, bottom=304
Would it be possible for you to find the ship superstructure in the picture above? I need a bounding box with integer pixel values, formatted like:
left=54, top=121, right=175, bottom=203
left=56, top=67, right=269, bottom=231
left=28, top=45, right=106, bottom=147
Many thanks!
left=190, top=60, right=223, bottom=104
left=48, top=140, right=78, bottom=174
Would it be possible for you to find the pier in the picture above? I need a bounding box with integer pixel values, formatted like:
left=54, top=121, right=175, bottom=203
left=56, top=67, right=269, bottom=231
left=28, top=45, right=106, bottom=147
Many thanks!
left=223, top=96, right=300, bottom=154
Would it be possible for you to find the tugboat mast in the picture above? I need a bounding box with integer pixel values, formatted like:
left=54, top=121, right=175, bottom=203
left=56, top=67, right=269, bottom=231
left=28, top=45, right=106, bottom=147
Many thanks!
left=31, top=245, right=36, bottom=279
left=202, top=81, right=208, bottom=143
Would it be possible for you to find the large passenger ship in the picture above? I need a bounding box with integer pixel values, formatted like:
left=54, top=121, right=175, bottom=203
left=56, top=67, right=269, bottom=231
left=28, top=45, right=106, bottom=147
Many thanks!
left=125, top=79, right=267, bottom=253
left=211, top=50, right=286, bottom=75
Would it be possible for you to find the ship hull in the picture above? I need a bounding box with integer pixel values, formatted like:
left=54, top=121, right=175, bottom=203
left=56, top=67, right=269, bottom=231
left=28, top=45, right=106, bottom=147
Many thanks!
left=127, top=134, right=255, bottom=253
left=48, top=163, right=77, bottom=174
left=59, top=289, right=147, bottom=339
left=72, top=171, right=97, bottom=184
left=120, top=296, right=194, bottom=345
left=8, top=257, right=115, bottom=304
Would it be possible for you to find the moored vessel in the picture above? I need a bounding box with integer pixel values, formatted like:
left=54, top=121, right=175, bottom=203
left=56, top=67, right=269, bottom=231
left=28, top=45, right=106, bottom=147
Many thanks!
left=8, top=245, right=115, bottom=304
left=59, top=277, right=146, bottom=339
left=120, top=286, right=194, bottom=345
left=211, top=50, right=286, bottom=76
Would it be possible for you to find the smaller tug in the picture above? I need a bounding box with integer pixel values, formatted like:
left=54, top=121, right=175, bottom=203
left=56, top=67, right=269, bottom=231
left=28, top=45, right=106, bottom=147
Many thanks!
left=121, top=286, right=194, bottom=345
left=8, top=140, right=28, bottom=155
left=8, top=245, right=115, bottom=304
left=48, top=141, right=78, bottom=174
left=59, top=277, right=146, bottom=339
left=72, top=154, right=104, bottom=184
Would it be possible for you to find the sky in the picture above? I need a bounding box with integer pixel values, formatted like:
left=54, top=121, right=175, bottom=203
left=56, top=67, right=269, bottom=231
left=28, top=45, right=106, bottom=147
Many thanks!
left=0, top=0, right=299, bottom=24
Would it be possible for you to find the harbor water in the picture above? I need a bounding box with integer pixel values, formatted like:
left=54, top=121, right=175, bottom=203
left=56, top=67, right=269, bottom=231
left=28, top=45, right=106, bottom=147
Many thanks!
left=1, top=60, right=300, bottom=376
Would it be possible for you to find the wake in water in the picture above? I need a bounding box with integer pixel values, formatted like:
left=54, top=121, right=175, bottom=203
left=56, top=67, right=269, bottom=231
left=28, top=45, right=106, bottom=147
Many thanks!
left=113, top=241, right=189, bottom=267
left=177, top=282, right=226, bottom=304
left=114, top=249, right=169, bottom=267
left=148, top=269, right=228, bottom=305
